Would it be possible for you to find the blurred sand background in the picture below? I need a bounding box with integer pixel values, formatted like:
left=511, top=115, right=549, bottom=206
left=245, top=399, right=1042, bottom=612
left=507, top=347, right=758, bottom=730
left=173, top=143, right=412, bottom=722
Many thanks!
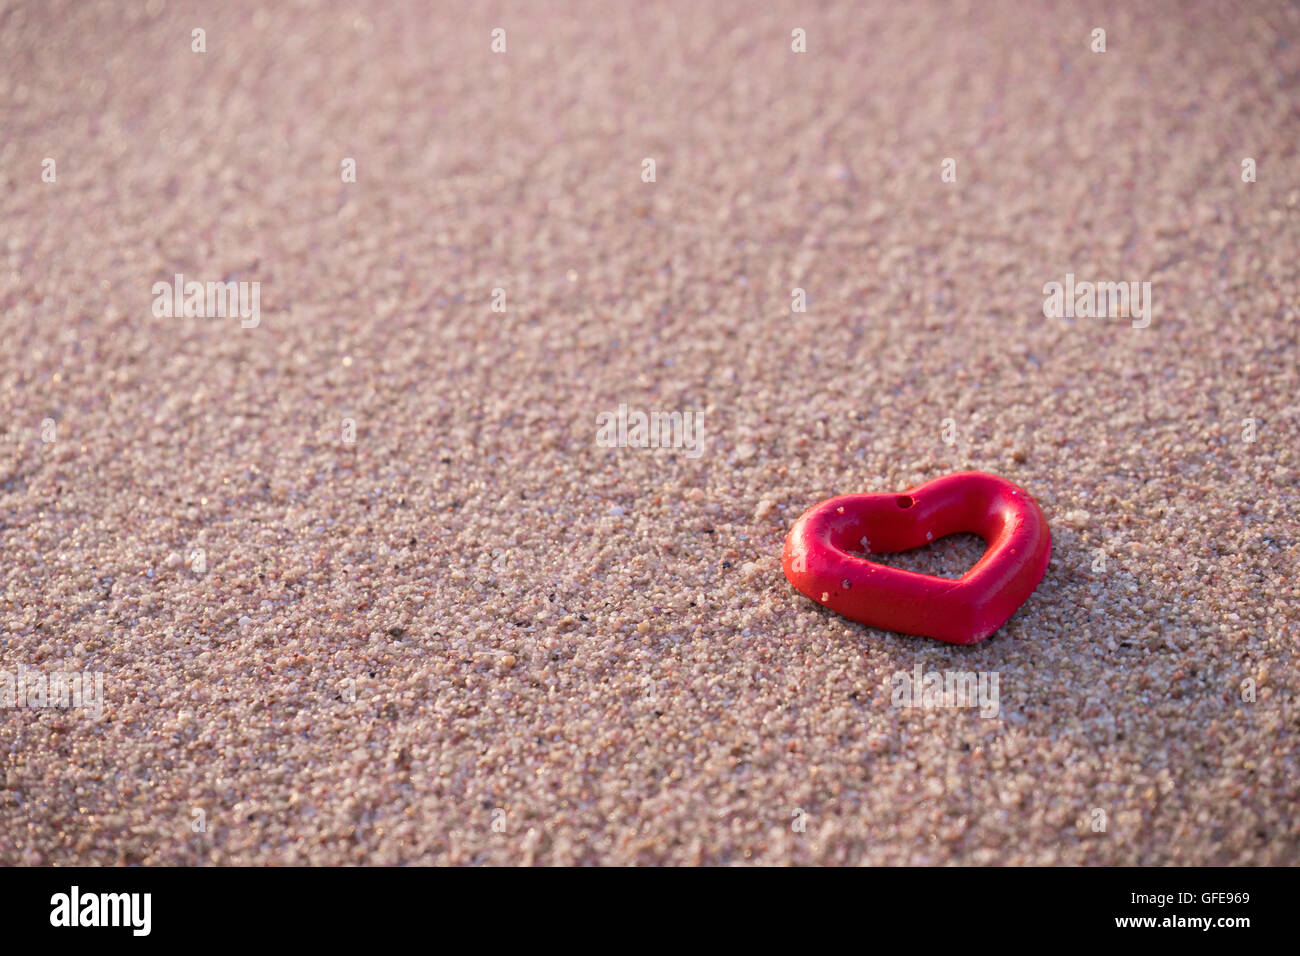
left=1, top=0, right=1297, bottom=864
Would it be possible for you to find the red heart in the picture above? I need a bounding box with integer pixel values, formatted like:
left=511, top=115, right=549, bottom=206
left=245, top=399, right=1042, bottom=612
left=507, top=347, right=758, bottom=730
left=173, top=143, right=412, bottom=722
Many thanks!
left=782, top=472, right=1051, bottom=644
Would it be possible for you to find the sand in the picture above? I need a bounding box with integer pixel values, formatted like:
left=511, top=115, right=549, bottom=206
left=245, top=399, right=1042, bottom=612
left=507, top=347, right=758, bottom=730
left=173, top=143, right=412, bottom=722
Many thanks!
left=0, top=0, right=1297, bottom=865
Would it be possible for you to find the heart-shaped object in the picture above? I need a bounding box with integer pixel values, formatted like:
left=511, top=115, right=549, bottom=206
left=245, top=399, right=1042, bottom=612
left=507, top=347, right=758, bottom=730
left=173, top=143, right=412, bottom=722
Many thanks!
left=782, top=472, right=1051, bottom=644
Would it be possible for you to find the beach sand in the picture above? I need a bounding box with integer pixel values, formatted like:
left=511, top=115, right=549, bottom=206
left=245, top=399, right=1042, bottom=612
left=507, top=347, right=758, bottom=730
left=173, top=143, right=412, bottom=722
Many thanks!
left=1, top=0, right=1297, bottom=864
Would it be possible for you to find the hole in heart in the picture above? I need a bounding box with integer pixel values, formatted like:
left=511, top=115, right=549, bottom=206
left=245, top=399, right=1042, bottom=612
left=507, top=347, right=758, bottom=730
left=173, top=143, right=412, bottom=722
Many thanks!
left=854, top=532, right=987, bottom=579
left=895, top=495, right=914, bottom=509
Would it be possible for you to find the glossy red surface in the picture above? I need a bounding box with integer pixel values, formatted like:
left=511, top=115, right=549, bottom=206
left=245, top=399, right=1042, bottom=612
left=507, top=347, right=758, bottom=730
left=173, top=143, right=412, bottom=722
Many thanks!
left=782, top=472, right=1052, bottom=644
